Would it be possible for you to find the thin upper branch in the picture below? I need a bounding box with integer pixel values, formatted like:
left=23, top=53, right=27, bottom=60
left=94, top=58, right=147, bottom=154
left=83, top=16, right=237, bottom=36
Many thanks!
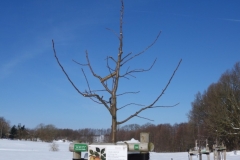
left=120, top=58, right=157, bottom=78
left=85, top=51, right=102, bottom=80
left=81, top=69, right=91, bottom=93
left=121, top=31, right=161, bottom=66
left=121, top=52, right=132, bottom=61
left=116, top=91, right=140, bottom=96
left=136, top=115, right=154, bottom=121
left=72, top=59, right=88, bottom=66
left=106, top=28, right=119, bottom=39
left=151, top=103, right=180, bottom=108
left=118, top=103, right=145, bottom=110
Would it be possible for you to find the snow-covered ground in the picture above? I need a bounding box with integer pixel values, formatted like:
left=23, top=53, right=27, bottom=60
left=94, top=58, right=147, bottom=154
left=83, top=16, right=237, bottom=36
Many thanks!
left=0, top=139, right=71, bottom=160
left=0, top=139, right=240, bottom=160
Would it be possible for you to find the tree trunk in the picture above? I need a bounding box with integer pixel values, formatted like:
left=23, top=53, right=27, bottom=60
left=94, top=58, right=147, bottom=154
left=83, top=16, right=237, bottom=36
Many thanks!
left=111, top=97, right=117, bottom=143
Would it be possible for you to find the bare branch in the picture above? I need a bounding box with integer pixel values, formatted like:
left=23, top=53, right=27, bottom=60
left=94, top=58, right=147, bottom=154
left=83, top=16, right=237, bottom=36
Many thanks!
left=122, top=52, right=132, bottom=62
left=72, top=59, right=88, bottom=66
left=106, top=28, right=119, bottom=39
left=85, top=51, right=112, bottom=94
left=90, top=89, right=108, bottom=93
left=105, top=56, right=116, bottom=90
left=81, top=68, right=92, bottom=93
left=121, top=31, right=161, bottom=66
left=151, top=103, right=180, bottom=108
left=106, top=56, right=117, bottom=64
left=136, top=115, right=154, bottom=121
left=94, top=94, right=112, bottom=113
left=149, top=59, right=182, bottom=107
left=120, top=58, right=157, bottom=78
left=85, top=51, right=102, bottom=80
left=117, top=59, right=182, bottom=125
left=52, top=40, right=111, bottom=113
left=117, top=102, right=179, bottom=111
left=118, top=103, right=145, bottom=110
left=52, top=40, right=85, bottom=97
left=101, top=72, right=117, bottom=83
left=117, top=91, right=140, bottom=96
left=89, top=97, right=103, bottom=104
left=117, top=105, right=151, bottom=125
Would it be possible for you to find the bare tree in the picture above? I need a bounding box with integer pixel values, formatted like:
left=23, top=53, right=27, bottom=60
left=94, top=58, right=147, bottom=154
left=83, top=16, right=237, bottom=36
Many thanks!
left=189, top=61, right=240, bottom=150
left=52, top=0, right=181, bottom=143
left=0, top=117, right=10, bottom=138
left=35, top=124, right=57, bottom=142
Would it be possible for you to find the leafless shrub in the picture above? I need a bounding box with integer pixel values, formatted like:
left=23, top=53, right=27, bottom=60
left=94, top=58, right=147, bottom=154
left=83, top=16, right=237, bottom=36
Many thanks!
left=49, top=141, right=59, bottom=151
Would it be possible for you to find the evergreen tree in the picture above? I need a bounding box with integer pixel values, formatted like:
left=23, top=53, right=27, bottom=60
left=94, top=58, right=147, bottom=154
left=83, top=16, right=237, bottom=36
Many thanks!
left=9, top=125, right=17, bottom=139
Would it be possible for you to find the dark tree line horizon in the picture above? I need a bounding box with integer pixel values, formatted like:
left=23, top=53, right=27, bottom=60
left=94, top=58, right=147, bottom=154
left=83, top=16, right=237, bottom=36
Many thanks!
left=1, top=61, right=240, bottom=152
left=1, top=119, right=194, bottom=152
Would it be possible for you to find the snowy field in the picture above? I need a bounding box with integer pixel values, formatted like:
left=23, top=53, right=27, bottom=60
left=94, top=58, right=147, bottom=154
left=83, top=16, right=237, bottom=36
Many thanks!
left=0, top=139, right=240, bottom=160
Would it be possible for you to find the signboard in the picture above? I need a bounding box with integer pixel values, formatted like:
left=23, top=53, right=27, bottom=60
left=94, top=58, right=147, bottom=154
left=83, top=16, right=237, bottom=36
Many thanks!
left=88, top=144, right=127, bottom=160
left=134, top=144, right=139, bottom=150
left=74, top=143, right=88, bottom=152
left=106, top=145, right=127, bottom=160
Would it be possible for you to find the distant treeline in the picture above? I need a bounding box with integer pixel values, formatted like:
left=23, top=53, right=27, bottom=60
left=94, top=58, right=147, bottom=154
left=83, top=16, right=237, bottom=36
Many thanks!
left=1, top=61, right=240, bottom=152
left=0, top=119, right=195, bottom=152
left=0, top=121, right=234, bottom=152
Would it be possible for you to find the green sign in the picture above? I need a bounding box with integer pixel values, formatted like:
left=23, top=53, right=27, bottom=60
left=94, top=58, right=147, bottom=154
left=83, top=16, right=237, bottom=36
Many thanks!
left=134, top=144, right=139, bottom=150
left=74, top=143, right=88, bottom=152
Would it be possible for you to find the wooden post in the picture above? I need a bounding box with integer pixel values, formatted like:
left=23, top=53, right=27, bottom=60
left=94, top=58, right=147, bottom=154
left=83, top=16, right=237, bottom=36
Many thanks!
left=199, top=150, right=202, bottom=160
left=73, top=152, right=81, bottom=160
left=207, top=154, right=210, bottom=160
left=223, top=149, right=226, bottom=160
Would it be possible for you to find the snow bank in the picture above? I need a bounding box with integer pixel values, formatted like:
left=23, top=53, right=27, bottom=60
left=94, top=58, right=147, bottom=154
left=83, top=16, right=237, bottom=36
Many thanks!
left=117, top=138, right=140, bottom=144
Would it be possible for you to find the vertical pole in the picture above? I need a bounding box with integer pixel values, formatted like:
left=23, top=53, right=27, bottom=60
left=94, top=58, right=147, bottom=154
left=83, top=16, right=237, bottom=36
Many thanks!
left=213, top=144, right=216, bottom=160
left=217, top=151, right=220, bottom=160
left=199, top=152, right=202, bottom=160
left=189, top=155, right=192, bottom=160
left=207, top=154, right=210, bottom=160
left=197, top=139, right=202, bottom=160
left=73, top=152, right=81, bottom=160
left=224, top=149, right=226, bottom=160
left=72, top=141, right=81, bottom=160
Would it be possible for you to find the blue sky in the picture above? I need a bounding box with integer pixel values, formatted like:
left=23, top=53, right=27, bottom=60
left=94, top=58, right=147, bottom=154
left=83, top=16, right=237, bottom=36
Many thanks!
left=1, top=0, right=240, bottom=130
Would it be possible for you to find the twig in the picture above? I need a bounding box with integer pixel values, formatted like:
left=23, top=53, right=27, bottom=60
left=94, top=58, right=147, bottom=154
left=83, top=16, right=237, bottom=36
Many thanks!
left=118, top=103, right=145, bottom=110
left=121, top=31, right=161, bottom=66
left=106, top=28, right=119, bottom=39
left=117, top=91, right=140, bottom=96
left=81, top=68, right=92, bottom=93
left=151, top=103, right=180, bottom=108
left=136, top=115, right=154, bottom=121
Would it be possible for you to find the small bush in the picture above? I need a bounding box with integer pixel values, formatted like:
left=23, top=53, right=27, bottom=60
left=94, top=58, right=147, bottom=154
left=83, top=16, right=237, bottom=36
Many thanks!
left=49, top=142, right=59, bottom=151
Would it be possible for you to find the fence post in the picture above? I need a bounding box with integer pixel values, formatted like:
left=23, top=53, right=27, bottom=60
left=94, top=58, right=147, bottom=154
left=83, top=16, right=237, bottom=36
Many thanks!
left=72, top=152, right=81, bottom=160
